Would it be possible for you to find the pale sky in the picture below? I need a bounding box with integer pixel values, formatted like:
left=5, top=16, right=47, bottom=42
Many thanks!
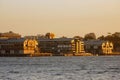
left=0, top=0, right=120, bottom=37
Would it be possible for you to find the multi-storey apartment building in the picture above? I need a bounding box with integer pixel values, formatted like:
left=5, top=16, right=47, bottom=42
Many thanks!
left=37, top=38, right=85, bottom=55
left=84, top=40, right=113, bottom=55
left=0, top=38, right=38, bottom=56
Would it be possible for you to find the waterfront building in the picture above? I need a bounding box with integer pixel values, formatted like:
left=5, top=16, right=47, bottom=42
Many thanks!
left=0, top=38, right=38, bottom=56
left=84, top=40, right=113, bottom=55
left=37, top=38, right=85, bottom=55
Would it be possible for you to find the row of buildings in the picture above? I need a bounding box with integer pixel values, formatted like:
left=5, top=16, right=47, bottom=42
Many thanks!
left=0, top=31, right=114, bottom=56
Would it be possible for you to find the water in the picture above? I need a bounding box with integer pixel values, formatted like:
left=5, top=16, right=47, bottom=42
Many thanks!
left=0, top=56, right=120, bottom=80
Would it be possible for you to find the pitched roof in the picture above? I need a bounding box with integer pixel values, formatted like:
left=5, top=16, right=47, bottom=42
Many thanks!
left=37, top=38, right=74, bottom=42
left=0, top=38, right=25, bottom=43
left=84, top=40, right=107, bottom=46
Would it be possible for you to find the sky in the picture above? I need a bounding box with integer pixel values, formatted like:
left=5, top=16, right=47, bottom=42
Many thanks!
left=0, top=0, right=120, bottom=37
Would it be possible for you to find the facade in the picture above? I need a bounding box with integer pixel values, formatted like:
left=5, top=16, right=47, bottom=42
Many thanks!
left=84, top=40, right=113, bottom=55
left=37, top=38, right=85, bottom=55
left=0, top=38, right=38, bottom=56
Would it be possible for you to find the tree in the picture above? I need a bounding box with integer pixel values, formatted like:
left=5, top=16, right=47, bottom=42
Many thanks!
left=60, top=36, right=67, bottom=38
left=112, top=32, right=120, bottom=37
left=45, top=32, right=55, bottom=39
left=97, top=35, right=105, bottom=40
left=73, top=36, right=83, bottom=40
left=37, top=34, right=45, bottom=38
left=84, top=33, right=96, bottom=40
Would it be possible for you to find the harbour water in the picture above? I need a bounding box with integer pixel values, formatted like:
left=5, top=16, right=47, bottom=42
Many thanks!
left=0, top=56, right=120, bottom=80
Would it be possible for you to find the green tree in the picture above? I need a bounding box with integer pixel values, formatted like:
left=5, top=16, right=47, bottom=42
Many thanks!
left=98, top=35, right=105, bottom=40
left=73, top=36, right=83, bottom=40
left=45, top=32, right=55, bottom=39
left=84, top=33, right=96, bottom=40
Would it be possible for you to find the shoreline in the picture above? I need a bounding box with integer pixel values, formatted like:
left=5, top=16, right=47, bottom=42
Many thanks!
left=0, top=52, right=120, bottom=57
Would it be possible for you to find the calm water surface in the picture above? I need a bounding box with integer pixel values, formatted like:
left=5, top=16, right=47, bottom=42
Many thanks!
left=0, top=56, right=120, bottom=80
